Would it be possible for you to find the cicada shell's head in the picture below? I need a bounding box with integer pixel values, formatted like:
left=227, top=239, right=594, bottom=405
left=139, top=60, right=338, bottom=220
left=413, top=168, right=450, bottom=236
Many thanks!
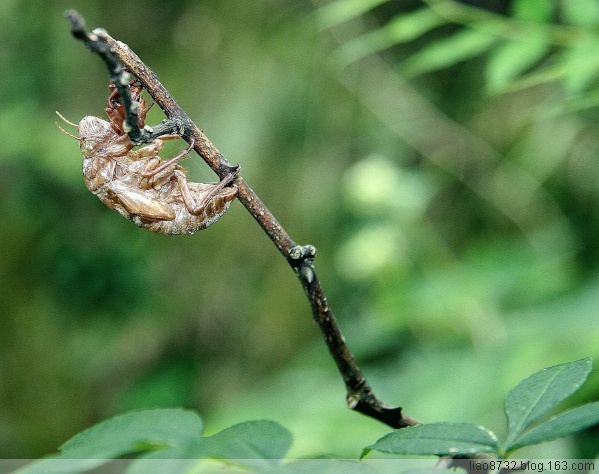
left=56, top=112, right=118, bottom=158
left=77, top=116, right=117, bottom=157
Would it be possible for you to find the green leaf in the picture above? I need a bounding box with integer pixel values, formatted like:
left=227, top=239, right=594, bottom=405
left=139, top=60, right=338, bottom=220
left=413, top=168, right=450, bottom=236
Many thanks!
left=402, top=29, right=498, bottom=77
left=59, top=408, right=203, bottom=458
left=10, top=458, right=110, bottom=474
left=125, top=456, right=199, bottom=474
left=126, top=420, right=292, bottom=474
left=15, top=416, right=290, bottom=474
left=129, top=458, right=376, bottom=474
left=510, top=0, right=554, bottom=23
left=11, top=409, right=204, bottom=474
left=559, top=41, right=599, bottom=96
left=362, top=423, right=499, bottom=458
left=502, top=41, right=599, bottom=96
left=198, top=420, right=292, bottom=459
left=316, top=0, right=390, bottom=30
left=504, top=358, right=592, bottom=449
left=561, top=0, right=599, bottom=27
left=333, top=9, right=445, bottom=67
left=281, top=459, right=378, bottom=473
left=111, top=420, right=292, bottom=474
left=508, top=401, right=599, bottom=451
left=486, top=33, right=550, bottom=93
left=384, top=9, right=445, bottom=45
left=136, top=420, right=291, bottom=460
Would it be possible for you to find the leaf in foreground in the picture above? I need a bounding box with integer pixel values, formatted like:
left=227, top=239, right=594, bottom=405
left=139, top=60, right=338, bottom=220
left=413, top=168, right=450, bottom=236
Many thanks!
left=12, top=409, right=203, bottom=474
left=59, top=408, right=203, bottom=458
left=507, top=401, right=599, bottom=452
left=125, top=420, right=292, bottom=474
left=192, top=419, right=292, bottom=460
left=504, top=358, right=592, bottom=448
left=362, top=422, right=498, bottom=458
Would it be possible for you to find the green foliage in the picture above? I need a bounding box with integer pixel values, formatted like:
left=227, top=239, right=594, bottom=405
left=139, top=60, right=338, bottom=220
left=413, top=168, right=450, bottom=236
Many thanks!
left=58, top=408, right=203, bottom=459
left=511, top=0, right=554, bottom=23
left=402, top=29, right=498, bottom=78
left=331, top=9, right=445, bottom=66
left=13, top=410, right=291, bottom=474
left=362, top=423, right=498, bottom=457
left=485, top=33, right=550, bottom=92
left=13, top=360, right=598, bottom=473
left=316, top=0, right=390, bottom=30
left=323, top=0, right=599, bottom=106
left=364, top=359, right=599, bottom=459
left=503, top=358, right=592, bottom=450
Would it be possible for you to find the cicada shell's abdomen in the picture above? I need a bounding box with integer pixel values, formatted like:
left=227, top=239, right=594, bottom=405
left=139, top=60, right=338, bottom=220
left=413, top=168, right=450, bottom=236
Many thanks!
left=137, top=182, right=238, bottom=235
left=190, top=183, right=238, bottom=231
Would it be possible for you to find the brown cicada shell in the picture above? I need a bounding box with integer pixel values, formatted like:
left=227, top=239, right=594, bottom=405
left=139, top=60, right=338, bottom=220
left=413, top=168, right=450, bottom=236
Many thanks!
left=57, top=82, right=238, bottom=235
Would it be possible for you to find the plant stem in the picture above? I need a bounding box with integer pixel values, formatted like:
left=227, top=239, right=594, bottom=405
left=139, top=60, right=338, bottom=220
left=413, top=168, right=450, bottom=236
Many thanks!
left=65, top=10, right=418, bottom=430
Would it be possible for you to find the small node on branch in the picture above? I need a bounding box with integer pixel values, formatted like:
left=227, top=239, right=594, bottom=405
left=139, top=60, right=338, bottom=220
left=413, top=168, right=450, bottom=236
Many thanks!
left=346, top=392, right=361, bottom=409
left=289, top=245, right=317, bottom=284
left=91, top=28, right=109, bottom=41
left=289, top=244, right=316, bottom=261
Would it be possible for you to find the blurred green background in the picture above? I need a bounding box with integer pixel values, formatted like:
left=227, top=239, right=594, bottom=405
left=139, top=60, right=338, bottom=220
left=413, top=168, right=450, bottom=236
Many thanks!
left=1, top=0, right=599, bottom=460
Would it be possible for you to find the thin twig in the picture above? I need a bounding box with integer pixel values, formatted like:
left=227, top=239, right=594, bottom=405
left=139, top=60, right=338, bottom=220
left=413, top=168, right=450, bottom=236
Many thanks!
left=65, top=10, right=418, bottom=430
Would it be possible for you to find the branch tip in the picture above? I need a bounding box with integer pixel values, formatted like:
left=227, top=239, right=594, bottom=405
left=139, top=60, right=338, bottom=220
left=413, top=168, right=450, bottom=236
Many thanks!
left=65, top=9, right=84, bottom=30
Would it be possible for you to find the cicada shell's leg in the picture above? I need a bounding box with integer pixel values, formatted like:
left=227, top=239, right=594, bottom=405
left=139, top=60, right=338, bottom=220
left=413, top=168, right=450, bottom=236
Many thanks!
left=141, top=139, right=195, bottom=178
left=139, top=100, right=154, bottom=124
left=128, top=139, right=164, bottom=162
left=174, top=166, right=240, bottom=216
left=106, top=83, right=127, bottom=134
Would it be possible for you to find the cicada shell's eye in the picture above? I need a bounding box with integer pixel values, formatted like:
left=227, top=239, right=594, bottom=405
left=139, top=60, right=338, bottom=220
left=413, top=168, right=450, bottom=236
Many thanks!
left=77, top=116, right=115, bottom=157
left=80, top=138, right=100, bottom=157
